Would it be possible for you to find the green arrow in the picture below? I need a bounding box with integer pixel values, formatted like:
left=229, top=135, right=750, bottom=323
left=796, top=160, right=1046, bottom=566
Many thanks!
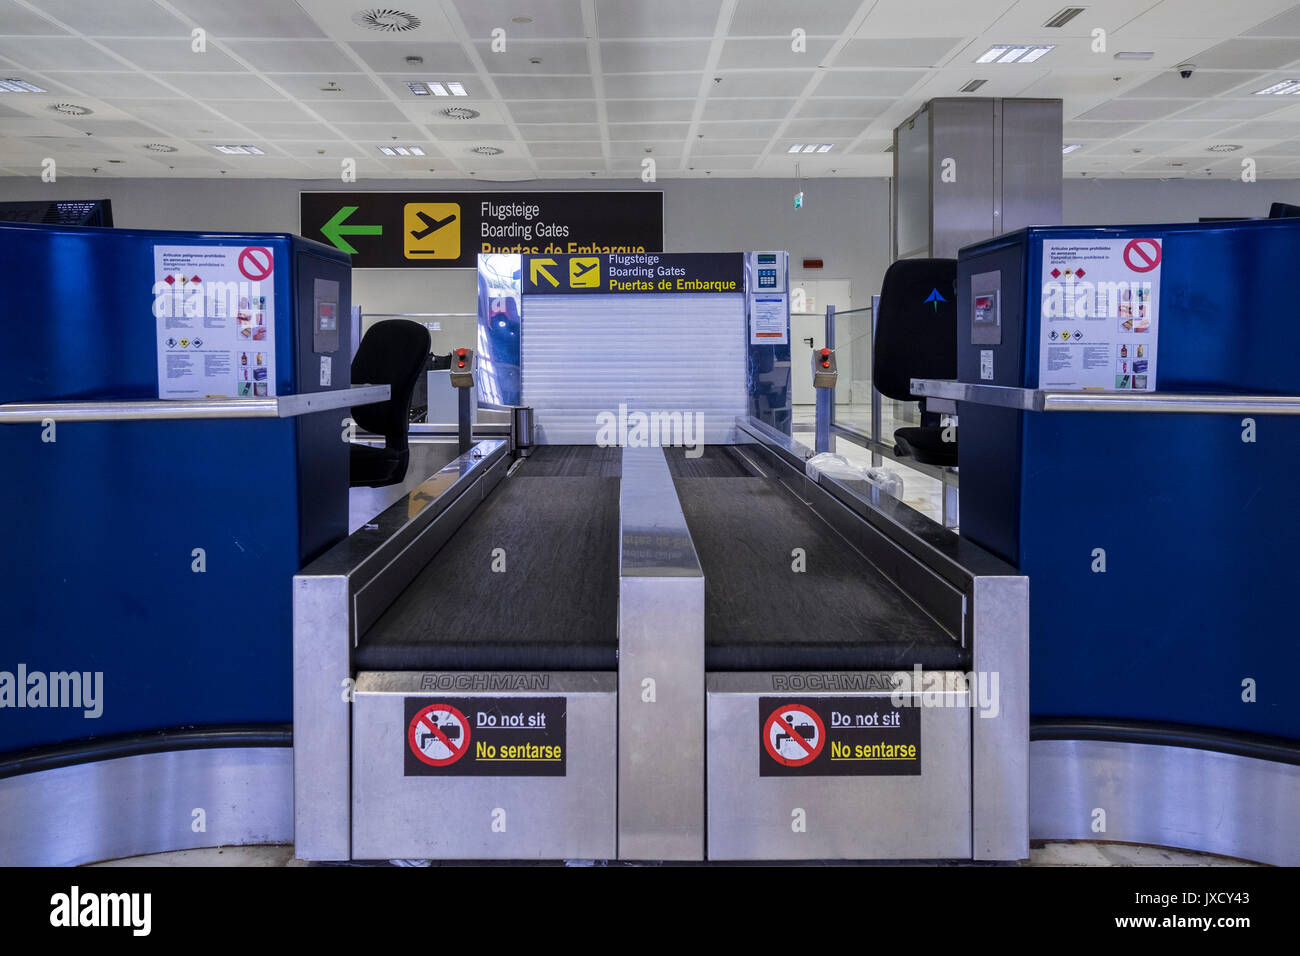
left=321, top=205, right=382, bottom=254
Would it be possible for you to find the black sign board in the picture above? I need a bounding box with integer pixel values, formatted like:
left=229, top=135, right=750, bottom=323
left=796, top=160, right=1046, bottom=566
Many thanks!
left=521, top=252, right=743, bottom=294
left=759, top=697, right=921, bottom=777
left=300, top=191, right=663, bottom=269
left=404, top=697, right=566, bottom=777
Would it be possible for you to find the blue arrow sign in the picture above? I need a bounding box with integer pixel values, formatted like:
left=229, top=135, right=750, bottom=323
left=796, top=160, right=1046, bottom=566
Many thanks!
left=924, top=288, right=947, bottom=310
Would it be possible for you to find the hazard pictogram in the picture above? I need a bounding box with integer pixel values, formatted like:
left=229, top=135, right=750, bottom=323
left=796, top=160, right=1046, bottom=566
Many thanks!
left=238, top=246, right=274, bottom=282
left=408, top=703, right=471, bottom=767
left=1123, top=238, right=1161, bottom=273
left=763, top=703, right=825, bottom=767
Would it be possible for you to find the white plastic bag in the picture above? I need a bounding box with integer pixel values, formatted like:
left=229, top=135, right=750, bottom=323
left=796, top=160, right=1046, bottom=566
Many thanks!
left=805, top=453, right=905, bottom=500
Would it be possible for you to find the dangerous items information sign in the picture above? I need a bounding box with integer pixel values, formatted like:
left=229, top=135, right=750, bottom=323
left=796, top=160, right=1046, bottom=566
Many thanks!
left=404, top=697, right=566, bottom=777
left=759, top=697, right=921, bottom=777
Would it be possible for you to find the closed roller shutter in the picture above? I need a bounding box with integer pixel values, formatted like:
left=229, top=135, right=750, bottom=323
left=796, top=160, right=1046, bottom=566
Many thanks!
left=521, top=293, right=748, bottom=445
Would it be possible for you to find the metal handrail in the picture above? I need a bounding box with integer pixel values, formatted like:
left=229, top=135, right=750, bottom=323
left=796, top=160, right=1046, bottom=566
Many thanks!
left=0, top=385, right=389, bottom=424
left=911, top=379, right=1300, bottom=416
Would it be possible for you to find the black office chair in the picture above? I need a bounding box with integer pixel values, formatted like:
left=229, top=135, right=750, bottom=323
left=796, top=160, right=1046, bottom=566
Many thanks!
left=349, top=319, right=432, bottom=488
left=873, top=258, right=959, bottom=468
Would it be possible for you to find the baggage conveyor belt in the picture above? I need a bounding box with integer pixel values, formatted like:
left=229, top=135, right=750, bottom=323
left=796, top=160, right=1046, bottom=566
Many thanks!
left=354, top=445, right=621, bottom=671
left=666, top=446, right=967, bottom=672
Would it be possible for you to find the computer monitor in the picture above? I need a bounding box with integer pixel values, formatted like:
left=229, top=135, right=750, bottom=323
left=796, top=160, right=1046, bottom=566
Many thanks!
left=0, top=199, right=114, bottom=227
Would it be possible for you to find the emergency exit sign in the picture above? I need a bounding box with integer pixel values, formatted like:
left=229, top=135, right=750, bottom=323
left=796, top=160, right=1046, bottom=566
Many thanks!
left=299, top=191, right=663, bottom=269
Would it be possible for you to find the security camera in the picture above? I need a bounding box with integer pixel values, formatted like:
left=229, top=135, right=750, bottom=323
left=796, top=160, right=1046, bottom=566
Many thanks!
left=1177, top=63, right=1195, bottom=79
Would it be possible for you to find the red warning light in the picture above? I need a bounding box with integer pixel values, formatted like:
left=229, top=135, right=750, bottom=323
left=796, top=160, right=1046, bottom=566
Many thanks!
left=456, top=347, right=467, bottom=357
left=820, top=348, right=831, bottom=357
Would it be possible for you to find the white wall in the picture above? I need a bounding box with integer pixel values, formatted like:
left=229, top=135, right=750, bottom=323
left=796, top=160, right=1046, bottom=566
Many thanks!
left=0, top=175, right=889, bottom=331
left=1062, top=177, right=1300, bottom=225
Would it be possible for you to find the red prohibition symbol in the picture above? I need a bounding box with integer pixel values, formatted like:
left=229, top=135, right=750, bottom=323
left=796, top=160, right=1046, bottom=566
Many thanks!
left=1122, top=238, right=1161, bottom=273
left=408, top=703, right=471, bottom=767
left=238, top=246, right=274, bottom=281
left=763, top=703, right=826, bottom=767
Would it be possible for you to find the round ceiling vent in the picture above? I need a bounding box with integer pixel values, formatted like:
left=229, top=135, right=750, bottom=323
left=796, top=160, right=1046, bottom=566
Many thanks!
left=441, top=106, right=480, bottom=120
left=352, top=8, right=422, bottom=32
left=143, top=143, right=178, bottom=152
left=48, top=103, right=92, bottom=116
left=471, top=145, right=503, bottom=155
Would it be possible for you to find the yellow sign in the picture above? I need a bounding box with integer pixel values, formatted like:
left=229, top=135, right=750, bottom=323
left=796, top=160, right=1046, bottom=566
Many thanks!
left=530, top=257, right=559, bottom=287
left=403, top=202, right=460, bottom=260
left=569, top=256, right=600, bottom=288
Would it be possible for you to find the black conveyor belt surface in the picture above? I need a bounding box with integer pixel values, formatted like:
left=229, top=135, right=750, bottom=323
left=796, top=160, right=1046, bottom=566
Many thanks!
left=674, top=476, right=967, bottom=671
left=663, top=445, right=755, bottom=478
left=355, top=446, right=619, bottom=670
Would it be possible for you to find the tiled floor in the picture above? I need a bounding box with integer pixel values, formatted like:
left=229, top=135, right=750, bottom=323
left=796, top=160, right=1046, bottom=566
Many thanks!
left=88, top=841, right=1259, bottom=867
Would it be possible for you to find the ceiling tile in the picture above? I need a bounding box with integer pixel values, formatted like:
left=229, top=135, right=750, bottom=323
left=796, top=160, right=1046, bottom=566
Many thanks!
left=0, top=1, right=67, bottom=35
left=813, top=70, right=925, bottom=97
left=274, top=74, right=385, bottom=100
left=526, top=140, right=603, bottom=157
left=717, top=37, right=836, bottom=69
left=156, top=72, right=281, bottom=98
left=700, top=98, right=795, bottom=120
left=697, top=118, right=783, bottom=137
left=711, top=69, right=813, bottom=97
left=204, top=99, right=314, bottom=122
left=834, top=37, right=963, bottom=69
left=1246, top=6, right=1300, bottom=37
left=730, top=0, right=863, bottom=36
left=1121, top=71, right=1265, bottom=99
left=503, top=100, right=597, bottom=123
left=477, top=39, right=590, bottom=73
left=432, top=123, right=513, bottom=141
left=44, top=71, right=183, bottom=98
left=331, top=122, right=426, bottom=139
left=226, top=39, right=357, bottom=73
left=603, top=73, right=702, bottom=98
left=1190, top=37, right=1300, bottom=69
left=608, top=122, right=690, bottom=139
left=347, top=41, right=475, bottom=74
left=693, top=138, right=769, bottom=155
left=797, top=97, right=892, bottom=119
left=1078, top=99, right=1195, bottom=121
left=167, top=0, right=328, bottom=39
left=596, top=0, right=723, bottom=37
left=28, top=0, right=187, bottom=36
left=310, top=100, right=409, bottom=123
left=453, top=0, right=585, bottom=39
left=493, top=74, right=594, bottom=98
left=514, top=122, right=601, bottom=140
left=782, top=118, right=870, bottom=139
left=239, top=122, right=345, bottom=141
left=601, top=39, right=710, bottom=72
left=100, top=38, right=248, bottom=71
left=606, top=98, right=696, bottom=122
left=1172, top=97, right=1293, bottom=120
left=0, top=36, right=128, bottom=70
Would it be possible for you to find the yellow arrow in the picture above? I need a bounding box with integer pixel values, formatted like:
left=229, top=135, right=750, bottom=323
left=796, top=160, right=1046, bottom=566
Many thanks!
left=530, top=257, right=559, bottom=287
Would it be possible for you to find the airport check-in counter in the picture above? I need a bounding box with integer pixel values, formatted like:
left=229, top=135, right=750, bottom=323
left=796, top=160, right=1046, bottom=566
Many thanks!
left=294, top=249, right=1028, bottom=862
left=914, top=218, right=1300, bottom=865
left=0, top=222, right=384, bottom=866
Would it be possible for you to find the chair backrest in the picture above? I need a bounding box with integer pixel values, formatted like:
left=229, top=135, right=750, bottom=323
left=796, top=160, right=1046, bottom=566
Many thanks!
left=872, top=258, right=958, bottom=403
left=350, top=319, right=432, bottom=449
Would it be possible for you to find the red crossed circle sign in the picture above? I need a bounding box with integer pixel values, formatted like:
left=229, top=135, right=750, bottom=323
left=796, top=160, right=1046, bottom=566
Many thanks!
left=763, top=703, right=826, bottom=767
left=408, top=703, right=471, bottom=767
left=1122, top=238, right=1161, bottom=273
left=238, top=246, right=274, bottom=281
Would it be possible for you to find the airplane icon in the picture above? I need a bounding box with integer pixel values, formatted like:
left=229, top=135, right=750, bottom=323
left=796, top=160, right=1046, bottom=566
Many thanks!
left=573, top=260, right=596, bottom=278
left=410, top=210, right=457, bottom=240
left=569, top=256, right=600, bottom=287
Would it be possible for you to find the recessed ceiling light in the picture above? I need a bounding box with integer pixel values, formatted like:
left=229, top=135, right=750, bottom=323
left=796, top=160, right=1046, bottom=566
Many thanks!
left=1044, top=7, right=1086, bottom=28
left=143, top=143, right=177, bottom=152
left=408, top=81, right=468, bottom=96
left=441, top=106, right=479, bottom=119
left=1254, top=79, right=1300, bottom=95
left=472, top=146, right=504, bottom=155
left=1207, top=144, right=1242, bottom=152
left=959, top=79, right=987, bottom=93
left=48, top=103, right=92, bottom=116
left=0, top=78, right=45, bottom=93
left=352, top=8, right=422, bottom=32
left=377, top=145, right=426, bottom=156
left=1113, top=51, right=1155, bottom=60
left=212, top=145, right=264, bottom=155
left=978, top=44, right=1054, bottom=64
left=787, top=143, right=834, bottom=153
left=1062, top=143, right=1082, bottom=154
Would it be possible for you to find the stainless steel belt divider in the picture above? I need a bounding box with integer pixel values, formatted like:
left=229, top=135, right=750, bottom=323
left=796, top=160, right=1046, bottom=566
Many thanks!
left=617, top=447, right=706, bottom=859
left=702, top=418, right=1029, bottom=861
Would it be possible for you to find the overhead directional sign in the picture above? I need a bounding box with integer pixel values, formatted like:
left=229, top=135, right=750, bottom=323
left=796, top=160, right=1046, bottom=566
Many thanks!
left=300, top=191, right=663, bottom=269
left=521, top=252, right=743, bottom=295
